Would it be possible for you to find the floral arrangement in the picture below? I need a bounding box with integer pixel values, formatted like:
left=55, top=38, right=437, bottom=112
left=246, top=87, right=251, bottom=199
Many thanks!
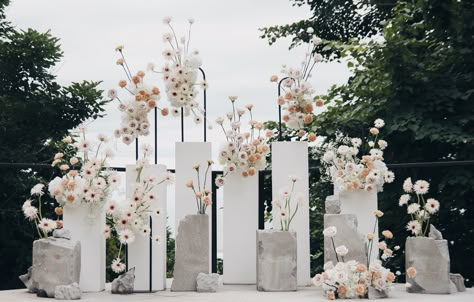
left=47, top=133, right=119, bottom=215
left=399, top=178, right=440, bottom=237
left=315, top=222, right=397, bottom=299
left=366, top=210, right=399, bottom=265
left=270, top=28, right=323, bottom=139
left=104, top=144, right=174, bottom=273
left=109, top=46, right=169, bottom=145
left=272, top=175, right=304, bottom=231
left=186, top=160, right=214, bottom=214
left=321, top=118, right=395, bottom=193
left=214, top=96, right=270, bottom=187
left=22, top=184, right=62, bottom=238
left=151, top=17, right=207, bottom=123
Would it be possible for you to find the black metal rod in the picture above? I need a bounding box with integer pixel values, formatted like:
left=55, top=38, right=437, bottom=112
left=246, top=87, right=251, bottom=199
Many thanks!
left=211, top=171, right=221, bottom=273
left=199, top=67, right=207, bottom=142
left=277, top=77, right=290, bottom=141
left=180, top=108, right=184, bottom=142
left=149, top=216, right=153, bottom=292
left=258, top=170, right=266, bottom=230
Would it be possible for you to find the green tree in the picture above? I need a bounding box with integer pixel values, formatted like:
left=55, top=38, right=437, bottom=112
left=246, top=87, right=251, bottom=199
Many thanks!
left=0, top=0, right=107, bottom=289
left=264, top=0, right=474, bottom=286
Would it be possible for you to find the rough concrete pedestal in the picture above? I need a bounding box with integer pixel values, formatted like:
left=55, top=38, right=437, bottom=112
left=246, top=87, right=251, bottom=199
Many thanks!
left=31, top=238, right=81, bottom=298
left=171, top=214, right=209, bottom=291
left=256, top=230, right=297, bottom=292
left=324, top=214, right=367, bottom=265
left=406, top=237, right=451, bottom=294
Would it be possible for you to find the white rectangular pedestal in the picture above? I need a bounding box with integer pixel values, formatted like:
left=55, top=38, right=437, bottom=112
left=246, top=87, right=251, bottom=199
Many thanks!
left=223, top=173, right=259, bottom=284
left=339, top=189, right=379, bottom=264
left=175, top=142, right=212, bottom=270
left=271, top=141, right=310, bottom=286
left=63, top=205, right=105, bottom=292
left=126, top=164, right=167, bottom=291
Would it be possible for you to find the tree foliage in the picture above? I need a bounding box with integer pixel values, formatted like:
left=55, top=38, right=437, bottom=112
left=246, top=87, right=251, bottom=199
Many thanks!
left=0, top=0, right=107, bottom=289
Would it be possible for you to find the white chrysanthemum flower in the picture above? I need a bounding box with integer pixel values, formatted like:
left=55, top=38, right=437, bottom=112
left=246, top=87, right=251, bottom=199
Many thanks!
left=368, top=141, right=375, bottom=147
left=118, top=229, right=135, bottom=244
left=323, top=226, right=337, bottom=237
left=413, top=180, right=429, bottom=195
left=384, top=171, right=395, bottom=183
left=378, top=139, right=388, bottom=150
left=312, top=274, right=323, bottom=286
left=22, top=199, right=32, bottom=210
left=403, top=177, right=413, bottom=193
left=103, top=226, right=111, bottom=239
left=425, top=198, right=440, bottom=214
left=374, top=118, right=385, bottom=128
left=107, top=89, right=117, bottom=99
left=335, top=245, right=349, bottom=256
left=162, top=16, right=172, bottom=24
left=215, top=176, right=225, bottom=188
left=406, top=220, right=422, bottom=235
left=154, top=235, right=161, bottom=244
left=38, top=218, right=56, bottom=233
left=407, top=203, right=420, bottom=214
left=31, top=183, right=45, bottom=196
left=141, top=226, right=151, bottom=236
left=105, top=200, right=117, bottom=215
left=111, top=258, right=126, bottom=274
left=399, top=194, right=410, bottom=206
left=23, top=206, right=38, bottom=221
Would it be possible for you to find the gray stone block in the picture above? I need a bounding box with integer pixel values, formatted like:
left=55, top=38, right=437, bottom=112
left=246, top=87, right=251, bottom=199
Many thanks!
left=450, top=273, right=466, bottom=292
left=171, top=214, right=209, bottom=291
left=196, top=273, right=219, bottom=293
left=428, top=224, right=443, bottom=240
left=32, top=238, right=81, bottom=298
left=368, top=286, right=388, bottom=299
left=324, top=214, right=367, bottom=265
left=54, top=282, right=81, bottom=300
left=53, top=229, right=71, bottom=240
left=19, top=266, right=38, bottom=293
left=325, top=195, right=341, bottom=214
left=111, top=268, right=135, bottom=294
left=256, top=230, right=297, bottom=292
left=405, top=237, right=451, bottom=294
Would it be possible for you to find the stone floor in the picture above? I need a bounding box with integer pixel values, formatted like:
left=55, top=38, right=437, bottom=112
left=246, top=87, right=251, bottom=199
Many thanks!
left=1, top=284, right=472, bottom=302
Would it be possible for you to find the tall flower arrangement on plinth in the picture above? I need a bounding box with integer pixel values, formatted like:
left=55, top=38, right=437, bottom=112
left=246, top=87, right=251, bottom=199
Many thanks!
left=108, top=46, right=169, bottom=145
left=151, top=17, right=207, bottom=123
left=214, top=96, right=270, bottom=187
left=320, top=119, right=394, bottom=193
left=186, top=160, right=214, bottom=214
left=105, top=145, right=174, bottom=273
left=272, top=175, right=304, bottom=231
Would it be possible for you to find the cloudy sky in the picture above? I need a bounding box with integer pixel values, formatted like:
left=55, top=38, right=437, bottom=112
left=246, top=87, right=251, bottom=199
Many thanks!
left=6, top=0, right=350, bottom=169
left=6, top=0, right=350, bottom=241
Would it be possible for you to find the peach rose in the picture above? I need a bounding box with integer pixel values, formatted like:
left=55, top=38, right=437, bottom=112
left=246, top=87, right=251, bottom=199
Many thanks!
left=270, top=75, right=279, bottom=82
left=118, top=80, right=127, bottom=88
left=382, top=230, right=393, bottom=239
left=406, top=267, right=417, bottom=278
left=315, top=98, right=324, bottom=107
left=186, top=180, right=193, bottom=188
left=161, top=108, right=169, bottom=116
left=308, top=132, right=317, bottom=142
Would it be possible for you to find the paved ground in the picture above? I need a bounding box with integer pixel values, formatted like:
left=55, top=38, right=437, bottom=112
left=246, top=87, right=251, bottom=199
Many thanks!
left=1, top=284, right=472, bottom=302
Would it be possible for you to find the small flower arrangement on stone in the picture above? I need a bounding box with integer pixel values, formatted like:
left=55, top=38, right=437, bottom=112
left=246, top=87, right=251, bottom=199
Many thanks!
left=150, top=17, right=207, bottom=124
left=399, top=178, right=440, bottom=237
left=109, top=45, right=168, bottom=145
left=366, top=210, right=399, bottom=266
left=105, top=144, right=174, bottom=273
left=272, top=175, right=304, bottom=231
left=214, top=96, right=270, bottom=187
left=22, top=184, right=63, bottom=238
left=186, top=160, right=214, bottom=214
left=321, top=119, right=394, bottom=193
left=270, top=28, right=323, bottom=139
left=48, top=132, right=119, bottom=216
left=315, top=225, right=396, bottom=299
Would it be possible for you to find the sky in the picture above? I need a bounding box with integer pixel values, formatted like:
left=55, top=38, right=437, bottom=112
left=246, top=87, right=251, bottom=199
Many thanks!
left=5, top=0, right=351, bottom=245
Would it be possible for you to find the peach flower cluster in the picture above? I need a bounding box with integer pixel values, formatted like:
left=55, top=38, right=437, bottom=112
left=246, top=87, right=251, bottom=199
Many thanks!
left=105, top=144, right=174, bottom=273
left=214, top=97, right=270, bottom=187
left=109, top=46, right=168, bottom=145
left=321, top=119, right=394, bottom=193
left=157, top=18, right=207, bottom=124
left=271, top=29, right=323, bottom=138
left=186, top=160, right=214, bottom=214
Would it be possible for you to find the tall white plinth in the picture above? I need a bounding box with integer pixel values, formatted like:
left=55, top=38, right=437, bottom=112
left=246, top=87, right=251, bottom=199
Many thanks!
left=223, top=173, right=259, bottom=284
left=126, top=164, right=167, bottom=292
left=271, top=141, right=311, bottom=286
left=175, top=142, right=212, bottom=271
left=338, top=189, right=379, bottom=264
left=63, top=205, right=105, bottom=292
